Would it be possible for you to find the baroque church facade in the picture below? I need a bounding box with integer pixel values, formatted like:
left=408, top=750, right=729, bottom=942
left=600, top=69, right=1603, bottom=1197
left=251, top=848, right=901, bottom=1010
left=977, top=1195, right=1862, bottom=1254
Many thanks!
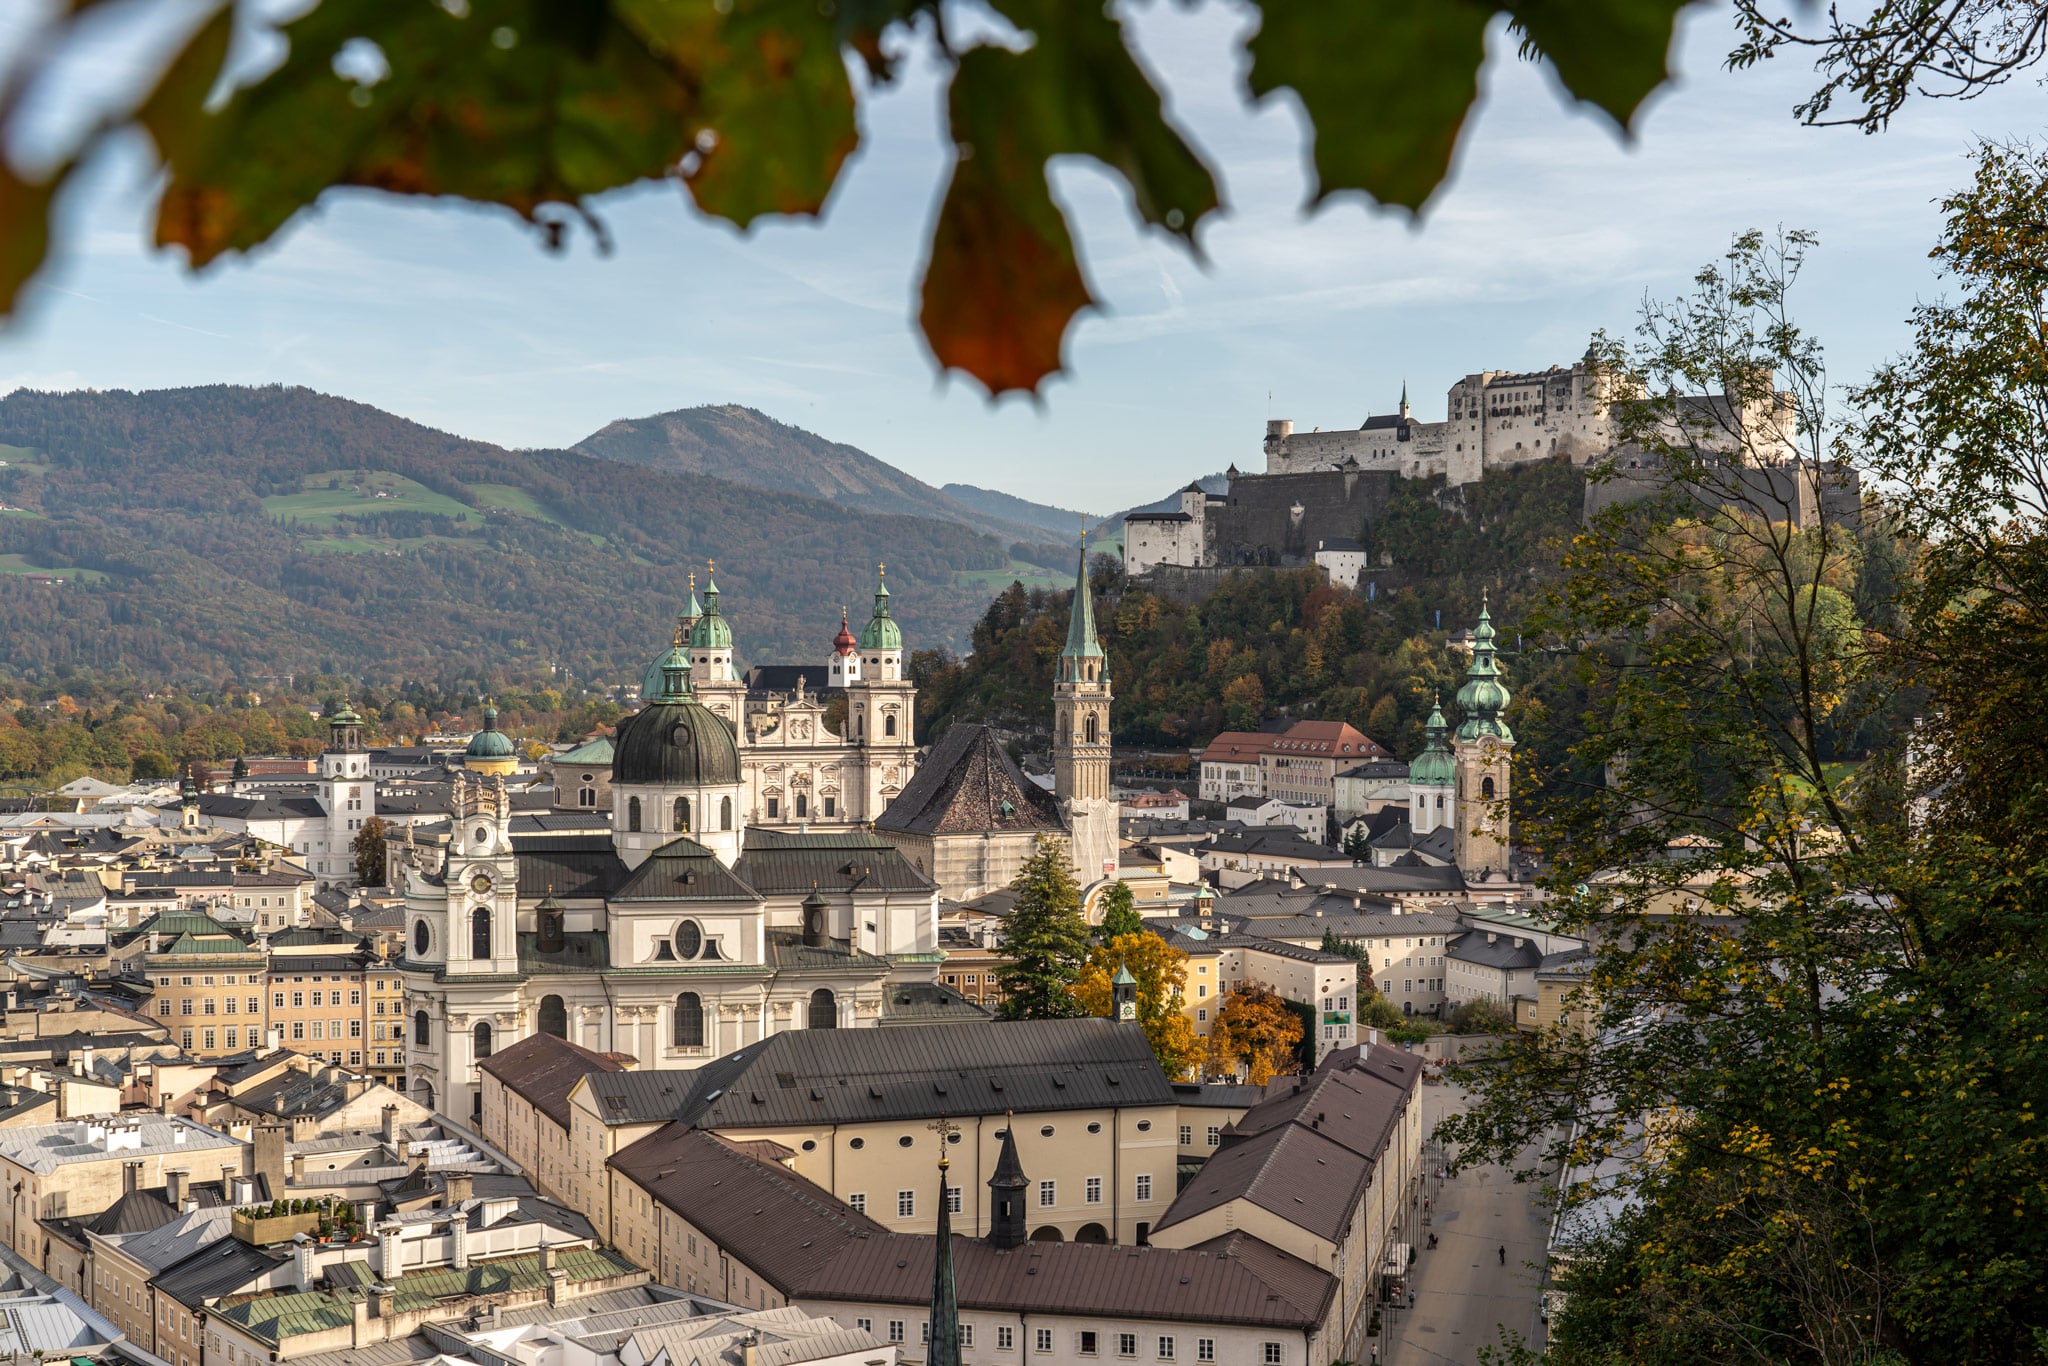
left=396, top=573, right=943, bottom=1124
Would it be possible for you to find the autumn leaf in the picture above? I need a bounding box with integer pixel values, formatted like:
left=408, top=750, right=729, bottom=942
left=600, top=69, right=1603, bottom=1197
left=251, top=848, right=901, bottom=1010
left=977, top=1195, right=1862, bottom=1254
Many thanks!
left=919, top=0, right=1220, bottom=395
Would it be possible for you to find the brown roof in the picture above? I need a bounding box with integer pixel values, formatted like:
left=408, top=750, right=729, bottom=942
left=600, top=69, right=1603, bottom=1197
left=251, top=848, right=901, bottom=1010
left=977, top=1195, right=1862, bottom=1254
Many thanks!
left=1151, top=1044, right=1421, bottom=1243
left=875, top=724, right=1065, bottom=837
left=1268, top=721, right=1387, bottom=759
left=1198, top=732, right=1281, bottom=764
left=609, top=1126, right=882, bottom=1291
left=797, top=1231, right=1333, bottom=1329
left=477, top=1031, right=631, bottom=1129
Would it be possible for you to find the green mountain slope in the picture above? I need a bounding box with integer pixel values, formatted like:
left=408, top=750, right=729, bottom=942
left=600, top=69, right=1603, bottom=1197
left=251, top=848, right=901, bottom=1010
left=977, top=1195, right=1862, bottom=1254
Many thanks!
left=0, top=385, right=1017, bottom=687
left=939, top=483, right=1099, bottom=538
left=574, top=404, right=1058, bottom=547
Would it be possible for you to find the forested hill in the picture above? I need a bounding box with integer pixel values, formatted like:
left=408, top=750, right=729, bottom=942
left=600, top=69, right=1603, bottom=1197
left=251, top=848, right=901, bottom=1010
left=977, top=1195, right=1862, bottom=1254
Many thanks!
left=574, top=403, right=1070, bottom=546
left=0, top=385, right=1023, bottom=688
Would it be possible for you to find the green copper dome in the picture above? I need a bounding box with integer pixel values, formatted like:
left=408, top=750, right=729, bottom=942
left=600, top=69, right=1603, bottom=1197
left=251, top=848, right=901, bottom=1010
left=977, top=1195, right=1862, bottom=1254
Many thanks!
left=1453, top=603, right=1515, bottom=744
left=1409, top=700, right=1456, bottom=786
left=689, top=573, right=734, bottom=651
left=465, top=703, right=516, bottom=759
left=857, top=569, right=901, bottom=651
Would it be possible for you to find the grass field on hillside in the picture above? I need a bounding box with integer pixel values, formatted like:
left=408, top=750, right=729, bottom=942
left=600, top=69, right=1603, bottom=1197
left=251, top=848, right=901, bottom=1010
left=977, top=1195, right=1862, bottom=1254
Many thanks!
left=264, top=471, right=474, bottom=528
left=954, top=559, right=1072, bottom=591
left=0, top=552, right=106, bottom=582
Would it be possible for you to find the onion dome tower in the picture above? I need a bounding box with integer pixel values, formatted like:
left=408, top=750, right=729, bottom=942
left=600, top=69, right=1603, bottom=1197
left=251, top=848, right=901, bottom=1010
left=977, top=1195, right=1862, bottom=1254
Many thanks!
left=1408, top=696, right=1456, bottom=836
left=827, top=606, right=862, bottom=689
left=1452, top=598, right=1515, bottom=879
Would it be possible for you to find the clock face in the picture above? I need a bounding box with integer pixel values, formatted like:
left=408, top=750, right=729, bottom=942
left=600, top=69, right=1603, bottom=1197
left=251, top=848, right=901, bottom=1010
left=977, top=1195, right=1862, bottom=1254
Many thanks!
left=470, top=871, right=493, bottom=894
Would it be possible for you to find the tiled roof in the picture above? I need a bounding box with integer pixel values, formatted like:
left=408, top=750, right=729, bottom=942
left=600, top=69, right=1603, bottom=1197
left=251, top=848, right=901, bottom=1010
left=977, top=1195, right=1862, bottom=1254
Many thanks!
left=874, top=725, right=1064, bottom=837
left=478, top=1031, right=630, bottom=1129
left=610, top=1128, right=881, bottom=1293
left=797, top=1232, right=1333, bottom=1329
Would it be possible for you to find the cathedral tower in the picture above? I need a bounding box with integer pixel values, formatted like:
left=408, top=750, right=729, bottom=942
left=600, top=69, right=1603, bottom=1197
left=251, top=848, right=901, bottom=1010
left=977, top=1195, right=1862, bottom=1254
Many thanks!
left=1054, top=540, right=1117, bottom=885
left=1452, top=600, right=1515, bottom=879
left=689, top=565, right=747, bottom=731
left=1408, top=696, right=1456, bottom=836
left=846, top=567, right=915, bottom=818
left=317, top=701, right=372, bottom=889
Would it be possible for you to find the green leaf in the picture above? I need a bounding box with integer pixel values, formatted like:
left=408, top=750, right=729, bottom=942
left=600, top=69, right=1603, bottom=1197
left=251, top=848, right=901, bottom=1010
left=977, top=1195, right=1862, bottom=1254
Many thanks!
left=1247, top=0, right=1491, bottom=212
left=921, top=0, right=1220, bottom=395
left=1510, top=0, right=1689, bottom=131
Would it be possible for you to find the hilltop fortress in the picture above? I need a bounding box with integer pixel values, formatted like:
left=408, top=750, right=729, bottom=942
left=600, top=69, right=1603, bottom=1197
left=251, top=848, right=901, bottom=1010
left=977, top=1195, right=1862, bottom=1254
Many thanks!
left=1125, top=353, right=1846, bottom=577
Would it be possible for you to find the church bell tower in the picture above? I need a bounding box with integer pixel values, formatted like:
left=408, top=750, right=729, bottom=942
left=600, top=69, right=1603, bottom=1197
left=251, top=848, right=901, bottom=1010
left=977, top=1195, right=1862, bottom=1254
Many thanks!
left=1452, top=600, right=1515, bottom=879
left=1054, top=538, right=1116, bottom=886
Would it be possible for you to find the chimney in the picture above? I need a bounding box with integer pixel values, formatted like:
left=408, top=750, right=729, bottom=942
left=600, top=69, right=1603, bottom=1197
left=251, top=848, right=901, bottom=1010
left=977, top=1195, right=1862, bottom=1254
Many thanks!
left=546, top=1265, right=568, bottom=1307
left=355, top=1198, right=378, bottom=1230
left=251, top=1122, right=287, bottom=1197
left=449, top=1213, right=468, bottom=1270
left=377, top=1221, right=402, bottom=1280
left=164, top=1168, right=187, bottom=1207
left=293, top=1233, right=314, bottom=1290
left=268, top=1025, right=283, bottom=1051
left=350, top=1292, right=372, bottom=1347
left=81, top=1045, right=93, bottom=1076
left=381, top=1104, right=399, bottom=1144
left=122, top=1160, right=142, bottom=1195
left=290, top=1152, right=306, bottom=1183
left=742, top=1335, right=761, bottom=1366
left=441, top=1171, right=472, bottom=1207
left=369, top=1283, right=392, bottom=1320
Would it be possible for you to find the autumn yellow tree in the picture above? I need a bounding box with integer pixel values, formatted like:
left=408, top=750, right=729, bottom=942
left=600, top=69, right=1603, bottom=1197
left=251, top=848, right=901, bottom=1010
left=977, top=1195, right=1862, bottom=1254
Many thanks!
left=1073, top=933, right=1204, bottom=1080
left=1205, top=982, right=1303, bottom=1085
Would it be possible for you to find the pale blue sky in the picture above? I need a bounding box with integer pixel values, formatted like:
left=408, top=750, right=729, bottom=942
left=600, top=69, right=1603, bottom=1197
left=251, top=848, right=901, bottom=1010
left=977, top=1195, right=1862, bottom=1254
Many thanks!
left=3, top=1, right=2045, bottom=510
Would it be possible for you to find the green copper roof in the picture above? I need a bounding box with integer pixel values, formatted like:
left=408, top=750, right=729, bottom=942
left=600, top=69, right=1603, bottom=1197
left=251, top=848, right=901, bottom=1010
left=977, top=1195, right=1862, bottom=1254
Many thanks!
left=648, top=644, right=694, bottom=703
left=1112, top=962, right=1137, bottom=985
left=1410, top=699, right=1455, bottom=786
left=329, top=702, right=363, bottom=727
left=689, top=573, right=734, bottom=650
left=857, top=568, right=901, bottom=651
left=555, top=735, right=615, bottom=765
left=465, top=702, right=516, bottom=759
left=1061, top=542, right=1103, bottom=663
left=1454, top=603, right=1514, bottom=744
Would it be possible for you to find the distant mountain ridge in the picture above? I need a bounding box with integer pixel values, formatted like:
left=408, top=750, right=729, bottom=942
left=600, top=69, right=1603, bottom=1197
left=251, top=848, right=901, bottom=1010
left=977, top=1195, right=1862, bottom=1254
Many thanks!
left=574, top=405, right=1071, bottom=549
left=940, top=483, right=1100, bottom=539
left=0, top=386, right=1037, bottom=686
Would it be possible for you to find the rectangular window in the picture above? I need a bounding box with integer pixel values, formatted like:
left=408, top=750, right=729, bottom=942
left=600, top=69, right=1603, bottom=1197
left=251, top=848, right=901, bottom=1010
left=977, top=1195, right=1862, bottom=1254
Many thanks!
left=1136, top=1174, right=1152, bottom=1200
left=1079, top=1332, right=1099, bottom=1357
left=1178, top=1125, right=1192, bottom=1145
left=350, top=989, right=362, bottom=1005
left=291, top=1022, right=305, bottom=1040
left=897, top=1190, right=915, bottom=1218
left=856, top=1319, right=872, bottom=1335
left=1038, top=1179, right=1055, bottom=1207
left=1196, top=1008, right=1207, bottom=1022
left=180, top=1028, right=193, bottom=1049
left=349, top=1051, right=362, bottom=1067
left=921, top=1324, right=930, bottom=1345
left=1206, top=1127, right=1220, bottom=1146
left=1158, top=1340, right=1174, bottom=1360
left=202, top=1028, right=216, bottom=1050
left=1263, top=1346, right=1281, bottom=1365
left=273, top=993, right=285, bottom=1010
left=1086, top=1176, right=1102, bottom=1204
left=225, top=1028, right=237, bottom=1049
left=180, top=976, right=192, bottom=987
left=224, top=997, right=236, bottom=1015
left=1037, top=1330, right=1054, bottom=1354
left=888, top=1322, right=904, bottom=1344
left=1118, top=1335, right=1136, bottom=1358
left=767, top=797, right=780, bottom=818
left=823, top=796, right=836, bottom=818
left=962, top=1326, right=974, bottom=1348
left=292, top=992, right=305, bottom=1008
left=998, top=1327, right=1015, bottom=1351
left=179, top=999, right=193, bottom=1016
left=310, top=1020, right=324, bottom=1039
left=350, top=1019, right=363, bottom=1037
left=849, top=1193, right=866, bottom=1214
left=202, top=998, right=216, bottom=1015
left=157, top=1001, right=171, bottom=1017
left=948, top=1185, right=962, bottom=1214
left=247, top=996, right=260, bottom=1014
left=1196, top=1342, right=1214, bottom=1363
left=375, top=1051, right=387, bottom=1066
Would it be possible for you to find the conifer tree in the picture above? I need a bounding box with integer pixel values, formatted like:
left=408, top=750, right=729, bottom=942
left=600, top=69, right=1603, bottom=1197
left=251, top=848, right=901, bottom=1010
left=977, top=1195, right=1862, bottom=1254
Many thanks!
left=995, top=836, right=1091, bottom=1020
left=1096, top=881, right=1143, bottom=940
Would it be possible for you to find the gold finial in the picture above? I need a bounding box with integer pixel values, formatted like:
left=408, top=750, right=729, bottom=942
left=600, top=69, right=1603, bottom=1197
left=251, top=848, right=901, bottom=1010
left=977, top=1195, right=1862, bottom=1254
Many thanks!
left=689, top=569, right=696, bottom=593
left=878, top=562, right=885, bottom=580
left=708, top=558, right=717, bottom=576
left=673, top=621, right=685, bottom=647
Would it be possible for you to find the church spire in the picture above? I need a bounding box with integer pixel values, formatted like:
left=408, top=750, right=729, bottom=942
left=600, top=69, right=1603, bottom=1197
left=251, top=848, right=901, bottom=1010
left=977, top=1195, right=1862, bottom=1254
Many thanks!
left=987, top=1116, right=1027, bottom=1250
left=1453, top=595, right=1514, bottom=743
left=927, top=1130, right=962, bottom=1366
left=1060, top=534, right=1103, bottom=679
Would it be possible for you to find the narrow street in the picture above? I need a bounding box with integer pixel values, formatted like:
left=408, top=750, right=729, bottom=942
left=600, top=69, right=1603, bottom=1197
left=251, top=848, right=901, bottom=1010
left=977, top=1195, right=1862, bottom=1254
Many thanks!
left=1381, top=1078, right=1552, bottom=1366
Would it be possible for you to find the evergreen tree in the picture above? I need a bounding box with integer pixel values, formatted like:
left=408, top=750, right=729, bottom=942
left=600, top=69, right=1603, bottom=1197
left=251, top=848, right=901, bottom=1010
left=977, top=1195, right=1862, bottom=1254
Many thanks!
left=1096, top=880, right=1143, bottom=939
left=995, top=836, right=1091, bottom=1020
left=1341, top=825, right=1371, bottom=861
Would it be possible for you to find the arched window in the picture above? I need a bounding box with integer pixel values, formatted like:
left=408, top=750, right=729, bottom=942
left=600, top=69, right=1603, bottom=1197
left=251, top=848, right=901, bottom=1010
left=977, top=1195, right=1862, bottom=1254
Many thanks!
left=808, top=988, right=838, bottom=1030
left=578, top=786, right=595, bottom=808
left=673, top=992, right=704, bottom=1048
left=416, top=1080, right=434, bottom=1113
left=883, top=714, right=897, bottom=737
left=1085, top=714, right=1098, bottom=743
left=538, top=995, right=567, bottom=1038
left=627, top=797, right=642, bottom=832
left=414, top=1010, right=430, bottom=1046
left=473, top=1021, right=492, bottom=1059
left=1435, top=794, right=1445, bottom=809
left=720, top=796, right=733, bottom=831
left=674, top=796, right=691, bottom=833
left=471, top=906, right=491, bottom=960
left=1481, top=776, right=1496, bottom=800
left=795, top=792, right=808, bottom=819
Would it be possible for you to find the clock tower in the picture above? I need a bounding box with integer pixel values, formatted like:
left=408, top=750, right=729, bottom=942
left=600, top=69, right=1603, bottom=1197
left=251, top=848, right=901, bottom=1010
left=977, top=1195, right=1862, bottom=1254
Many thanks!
left=447, top=774, right=520, bottom=976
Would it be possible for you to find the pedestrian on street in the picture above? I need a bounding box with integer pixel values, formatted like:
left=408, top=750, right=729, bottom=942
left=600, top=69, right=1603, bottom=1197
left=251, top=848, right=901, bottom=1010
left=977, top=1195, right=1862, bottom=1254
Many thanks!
left=1407, top=1289, right=1416, bottom=1310
left=1498, top=1245, right=1507, bottom=1265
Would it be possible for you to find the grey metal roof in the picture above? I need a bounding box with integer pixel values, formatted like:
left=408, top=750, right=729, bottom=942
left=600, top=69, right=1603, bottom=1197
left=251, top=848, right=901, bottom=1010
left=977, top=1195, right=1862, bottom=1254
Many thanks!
left=96, top=1206, right=233, bottom=1274
left=513, top=834, right=630, bottom=899
left=151, top=1237, right=283, bottom=1308
left=877, top=980, right=991, bottom=1026
left=1447, top=930, right=1544, bottom=971
left=614, top=839, right=760, bottom=903
left=734, top=829, right=933, bottom=895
